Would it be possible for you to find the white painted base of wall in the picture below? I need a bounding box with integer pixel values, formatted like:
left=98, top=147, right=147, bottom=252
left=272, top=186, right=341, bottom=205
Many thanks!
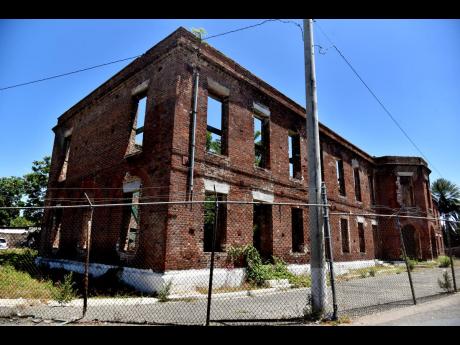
left=36, top=257, right=378, bottom=294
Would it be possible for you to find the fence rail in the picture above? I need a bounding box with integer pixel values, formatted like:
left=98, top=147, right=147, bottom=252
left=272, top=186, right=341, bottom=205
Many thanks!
left=0, top=199, right=457, bottom=325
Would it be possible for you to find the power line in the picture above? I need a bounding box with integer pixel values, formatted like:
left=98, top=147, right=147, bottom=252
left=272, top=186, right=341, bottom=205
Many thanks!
left=0, top=20, right=280, bottom=92
left=313, top=20, right=443, bottom=178
left=0, top=55, right=142, bottom=92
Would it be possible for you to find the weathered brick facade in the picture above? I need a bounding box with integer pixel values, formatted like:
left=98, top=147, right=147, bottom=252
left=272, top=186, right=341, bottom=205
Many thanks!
left=39, top=27, right=444, bottom=273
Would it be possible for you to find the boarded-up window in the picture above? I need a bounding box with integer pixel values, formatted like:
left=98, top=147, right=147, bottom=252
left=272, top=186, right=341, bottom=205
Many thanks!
left=341, top=218, right=350, bottom=253
left=358, top=222, right=365, bottom=253
left=291, top=208, right=304, bottom=253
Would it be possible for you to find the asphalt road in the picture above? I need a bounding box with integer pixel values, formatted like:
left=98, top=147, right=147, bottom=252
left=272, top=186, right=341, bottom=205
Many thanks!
left=351, top=292, right=460, bottom=326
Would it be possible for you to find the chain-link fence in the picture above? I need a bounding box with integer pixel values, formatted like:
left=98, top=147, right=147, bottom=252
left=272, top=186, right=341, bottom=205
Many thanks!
left=0, top=200, right=458, bottom=325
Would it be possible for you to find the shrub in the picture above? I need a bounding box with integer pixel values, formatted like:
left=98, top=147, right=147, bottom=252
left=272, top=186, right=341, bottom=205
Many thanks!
left=157, top=281, right=172, bottom=302
left=438, top=269, right=453, bottom=292
left=368, top=267, right=377, bottom=277
left=437, top=255, right=451, bottom=268
left=52, top=272, right=76, bottom=305
left=229, top=245, right=312, bottom=288
left=401, top=257, right=416, bottom=271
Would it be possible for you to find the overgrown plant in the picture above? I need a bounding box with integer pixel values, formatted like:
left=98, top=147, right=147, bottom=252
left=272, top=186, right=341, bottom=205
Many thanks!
left=437, top=255, right=451, bottom=268
left=227, top=244, right=311, bottom=288
left=157, top=281, right=172, bottom=302
left=438, top=269, right=453, bottom=292
left=52, top=272, right=76, bottom=305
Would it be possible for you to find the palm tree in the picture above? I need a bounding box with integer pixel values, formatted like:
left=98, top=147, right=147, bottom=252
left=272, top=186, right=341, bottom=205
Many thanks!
left=432, top=178, right=460, bottom=257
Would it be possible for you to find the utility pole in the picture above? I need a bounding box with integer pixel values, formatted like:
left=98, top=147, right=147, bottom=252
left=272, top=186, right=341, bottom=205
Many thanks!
left=303, top=19, right=327, bottom=318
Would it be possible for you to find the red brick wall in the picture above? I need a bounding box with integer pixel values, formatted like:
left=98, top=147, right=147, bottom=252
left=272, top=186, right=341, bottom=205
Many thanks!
left=40, top=27, right=443, bottom=272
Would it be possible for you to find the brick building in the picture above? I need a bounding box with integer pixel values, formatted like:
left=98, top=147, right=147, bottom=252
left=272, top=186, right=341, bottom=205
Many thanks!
left=38, top=27, right=444, bottom=292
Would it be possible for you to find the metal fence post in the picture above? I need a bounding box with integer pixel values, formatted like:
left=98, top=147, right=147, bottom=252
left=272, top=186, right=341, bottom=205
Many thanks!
left=205, top=187, right=219, bottom=326
left=445, top=220, right=457, bottom=292
left=396, top=215, right=417, bottom=305
left=321, top=182, right=338, bottom=320
left=83, top=193, right=94, bottom=317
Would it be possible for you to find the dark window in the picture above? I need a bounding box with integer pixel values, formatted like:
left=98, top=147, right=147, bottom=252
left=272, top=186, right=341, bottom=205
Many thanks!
left=354, top=168, right=362, bottom=202
left=426, top=180, right=432, bottom=209
left=288, top=133, right=301, bottom=179
left=206, top=95, right=226, bottom=155
left=254, top=116, right=269, bottom=168
left=120, top=190, right=140, bottom=252
left=253, top=203, right=273, bottom=261
left=58, top=136, right=71, bottom=182
left=134, top=96, right=147, bottom=147
left=51, top=207, right=62, bottom=250
left=368, top=174, right=376, bottom=205
left=400, top=176, right=415, bottom=207
left=204, top=192, right=227, bottom=252
left=291, top=208, right=304, bottom=253
left=358, top=222, right=365, bottom=253
left=341, top=219, right=350, bottom=253
left=336, top=160, right=346, bottom=196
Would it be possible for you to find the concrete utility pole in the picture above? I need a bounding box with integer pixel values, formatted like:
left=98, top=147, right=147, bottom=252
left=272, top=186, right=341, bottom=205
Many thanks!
left=303, top=19, right=327, bottom=318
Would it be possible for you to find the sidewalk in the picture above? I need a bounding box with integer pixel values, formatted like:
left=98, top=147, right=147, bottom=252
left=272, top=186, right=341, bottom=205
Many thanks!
left=350, top=293, right=460, bottom=326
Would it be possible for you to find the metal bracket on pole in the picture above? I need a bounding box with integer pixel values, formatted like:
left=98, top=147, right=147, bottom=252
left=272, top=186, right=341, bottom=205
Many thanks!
left=83, top=192, right=94, bottom=317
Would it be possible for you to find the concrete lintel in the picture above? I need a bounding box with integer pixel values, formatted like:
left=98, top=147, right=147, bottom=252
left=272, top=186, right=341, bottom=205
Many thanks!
left=204, top=179, right=230, bottom=194
left=253, top=102, right=270, bottom=117
left=207, top=77, right=230, bottom=98
left=397, top=172, right=414, bottom=177
left=252, top=190, right=274, bottom=203
left=131, top=80, right=150, bottom=96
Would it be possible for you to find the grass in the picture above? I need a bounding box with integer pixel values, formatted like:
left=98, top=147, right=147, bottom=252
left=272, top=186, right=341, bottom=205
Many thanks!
left=0, top=264, right=59, bottom=300
left=336, top=265, right=406, bottom=281
left=196, top=282, right=260, bottom=295
left=0, top=248, right=150, bottom=301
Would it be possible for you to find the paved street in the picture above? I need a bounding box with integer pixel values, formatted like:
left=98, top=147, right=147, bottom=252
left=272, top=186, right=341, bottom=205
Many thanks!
left=351, top=292, right=460, bottom=326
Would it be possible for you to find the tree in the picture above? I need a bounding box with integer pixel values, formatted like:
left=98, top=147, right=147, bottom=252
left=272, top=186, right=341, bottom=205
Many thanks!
left=0, top=176, right=25, bottom=226
left=431, top=178, right=460, bottom=244
left=23, top=156, right=50, bottom=226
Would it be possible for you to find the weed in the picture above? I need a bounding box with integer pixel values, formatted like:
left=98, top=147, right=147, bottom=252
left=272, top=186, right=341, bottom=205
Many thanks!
left=52, top=273, right=76, bottom=305
left=368, top=267, right=377, bottom=277
left=438, top=269, right=453, bottom=292
left=437, top=255, right=451, bottom=268
left=157, top=281, right=172, bottom=302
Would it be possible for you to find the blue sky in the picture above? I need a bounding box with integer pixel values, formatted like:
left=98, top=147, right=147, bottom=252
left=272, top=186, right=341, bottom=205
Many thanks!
left=0, top=19, right=459, bottom=185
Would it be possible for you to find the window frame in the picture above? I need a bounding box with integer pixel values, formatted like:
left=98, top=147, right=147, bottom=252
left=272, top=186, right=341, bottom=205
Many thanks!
left=340, top=218, right=350, bottom=254
left=206, top=94, right=228, bottom=156
left=336, top=159, right=346, bottom=196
